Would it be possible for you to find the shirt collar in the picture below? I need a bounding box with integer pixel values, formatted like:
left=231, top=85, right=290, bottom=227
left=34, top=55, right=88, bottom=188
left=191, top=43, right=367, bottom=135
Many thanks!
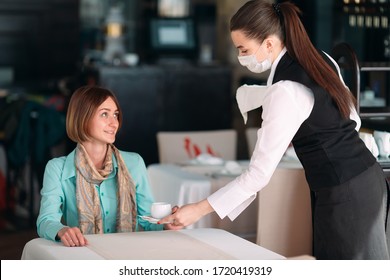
left=267, top=47, right=287, bottom=86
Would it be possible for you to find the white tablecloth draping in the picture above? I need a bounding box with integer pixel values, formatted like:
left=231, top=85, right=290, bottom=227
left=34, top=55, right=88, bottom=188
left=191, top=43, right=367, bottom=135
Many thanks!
left=147, top=164, right=212, bottom=229
left=147, top=162, right=259, bottom=235
left=147, top=159, right=313, bottom=257
left=178, top=162, right=259, bottom=239
left=256, top=164, right=312, bottom=257
left=21, top=228, right=285, bottom=260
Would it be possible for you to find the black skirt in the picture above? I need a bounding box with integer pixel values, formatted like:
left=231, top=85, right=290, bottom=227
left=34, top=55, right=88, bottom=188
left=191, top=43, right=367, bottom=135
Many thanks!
left=311, top=162, right=389, bottom=260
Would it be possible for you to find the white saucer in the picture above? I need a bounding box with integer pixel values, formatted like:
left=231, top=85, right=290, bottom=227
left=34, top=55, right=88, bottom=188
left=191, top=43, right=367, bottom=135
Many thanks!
left=139, top=215, right=171, bottom=224
left=212, top=169, right=242, bottom=177
left=180, top=159, right=224, bottom=166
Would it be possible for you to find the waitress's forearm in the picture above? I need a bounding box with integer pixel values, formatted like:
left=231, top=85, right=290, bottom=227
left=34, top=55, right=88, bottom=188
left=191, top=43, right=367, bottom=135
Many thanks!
left=196, top=199, right=215, bottom=217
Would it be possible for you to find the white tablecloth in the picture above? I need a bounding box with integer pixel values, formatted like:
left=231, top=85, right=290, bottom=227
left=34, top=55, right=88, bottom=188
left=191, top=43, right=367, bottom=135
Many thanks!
left=178, top=162, right=259, bottom=239
left=147, top=162, right=259, bottom=235
left=147, top=159, right=313, bottom=257
left=256, top=165, right=312, bottom=257
left=21, top=228, right=285, bottom=260
left=147, top=164, right=212, bottom=228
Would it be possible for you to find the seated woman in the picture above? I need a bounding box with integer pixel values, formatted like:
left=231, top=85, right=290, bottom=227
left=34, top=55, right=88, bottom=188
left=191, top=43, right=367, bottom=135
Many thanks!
left=37, top=85, right=180, bottom=247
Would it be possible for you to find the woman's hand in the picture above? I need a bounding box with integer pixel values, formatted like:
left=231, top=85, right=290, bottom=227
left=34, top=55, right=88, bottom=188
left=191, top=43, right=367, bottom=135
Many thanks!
left=164, top=222, right=184, bottom=230
left=163, top=205, right=183, bottom=230
left=57, top=226, right=88, bottom=247
left=159, top=200, right=214, bottom=228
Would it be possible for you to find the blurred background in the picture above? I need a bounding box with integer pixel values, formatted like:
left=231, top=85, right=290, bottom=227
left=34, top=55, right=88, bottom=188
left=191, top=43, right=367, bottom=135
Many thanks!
left=0, top=0, right=389, bottom=259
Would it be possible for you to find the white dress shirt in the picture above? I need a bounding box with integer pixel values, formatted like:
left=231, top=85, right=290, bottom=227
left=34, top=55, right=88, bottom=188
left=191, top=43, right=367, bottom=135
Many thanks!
left=207, top=48, right=361, bottom=220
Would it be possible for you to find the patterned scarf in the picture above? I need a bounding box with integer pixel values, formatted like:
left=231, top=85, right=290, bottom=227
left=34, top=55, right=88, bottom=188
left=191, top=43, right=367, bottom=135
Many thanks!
left=75, top=143, right=137, bottom=234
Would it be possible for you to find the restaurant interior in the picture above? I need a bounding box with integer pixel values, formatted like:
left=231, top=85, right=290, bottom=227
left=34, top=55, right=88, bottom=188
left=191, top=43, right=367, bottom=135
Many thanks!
left=0, top=0, right=389, bottom=260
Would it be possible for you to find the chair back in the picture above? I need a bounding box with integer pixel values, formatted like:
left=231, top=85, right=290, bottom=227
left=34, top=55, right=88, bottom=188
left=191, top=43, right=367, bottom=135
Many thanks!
left=157, top=129, right=237, bottom=163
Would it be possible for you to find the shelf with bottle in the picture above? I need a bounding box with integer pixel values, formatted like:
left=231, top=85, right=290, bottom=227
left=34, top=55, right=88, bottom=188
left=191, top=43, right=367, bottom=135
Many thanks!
left=331, top=42, right=390, bottom=122
left=360, top=61, right=390, bottom=72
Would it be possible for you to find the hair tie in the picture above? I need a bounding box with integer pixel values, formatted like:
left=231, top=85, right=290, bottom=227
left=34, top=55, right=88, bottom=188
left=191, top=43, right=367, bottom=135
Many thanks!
left=272, top=3, right=281, bottom=17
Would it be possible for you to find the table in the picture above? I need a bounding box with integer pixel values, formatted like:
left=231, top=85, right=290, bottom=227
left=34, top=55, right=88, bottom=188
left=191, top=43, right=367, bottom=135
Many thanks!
left=255, top=162, right=312, bottom=258
left=179, top=163, right=259, bottom=239
left=147, top=159, right=313, bottom=257
left=147, top=162, right=258, bottom=237
left=21, top=228, right=285, bottom=260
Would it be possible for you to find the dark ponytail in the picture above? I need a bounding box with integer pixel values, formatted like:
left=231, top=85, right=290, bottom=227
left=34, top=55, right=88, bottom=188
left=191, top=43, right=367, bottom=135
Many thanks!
left=230, top=0, right=356, bottom=118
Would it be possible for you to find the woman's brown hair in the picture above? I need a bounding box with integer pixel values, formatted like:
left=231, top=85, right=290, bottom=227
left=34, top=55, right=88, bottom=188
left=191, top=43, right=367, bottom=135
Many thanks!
left=230, top=0, right=356, bottom=118
left=66, top=86, right=123, bottom=143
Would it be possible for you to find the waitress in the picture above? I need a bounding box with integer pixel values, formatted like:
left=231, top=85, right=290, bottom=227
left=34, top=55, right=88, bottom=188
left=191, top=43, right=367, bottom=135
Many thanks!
left=160, top=0, right=389, bottom=259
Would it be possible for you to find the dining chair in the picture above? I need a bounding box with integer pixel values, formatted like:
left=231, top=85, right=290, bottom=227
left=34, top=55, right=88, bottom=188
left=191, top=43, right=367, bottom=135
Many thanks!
left=156, top=129, right=237, bottom=163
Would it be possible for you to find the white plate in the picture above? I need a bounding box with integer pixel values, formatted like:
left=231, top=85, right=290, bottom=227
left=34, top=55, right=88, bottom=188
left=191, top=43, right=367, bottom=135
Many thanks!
left=178, top=154, right=225, bottom=166
left=179, top=159, right=224, bottom=166
left=139, top=215, right=171, bottom=224
left=212, top=170, right=242, bottom=177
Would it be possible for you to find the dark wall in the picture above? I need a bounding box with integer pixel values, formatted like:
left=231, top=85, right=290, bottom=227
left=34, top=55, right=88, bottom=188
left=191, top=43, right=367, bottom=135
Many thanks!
left=0, top=0, right=80, bottom=84
left=287, top=0, right=317, bottom=40
left=98, top=65, right=233, bottom=165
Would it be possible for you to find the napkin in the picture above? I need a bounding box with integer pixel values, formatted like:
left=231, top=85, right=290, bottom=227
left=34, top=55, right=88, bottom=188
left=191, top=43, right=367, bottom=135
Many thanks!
left=220, top=160, right=242, bottom=175
left=236, top=84, right=269, bottom=124
left=192, top=153, right=224, bottom=165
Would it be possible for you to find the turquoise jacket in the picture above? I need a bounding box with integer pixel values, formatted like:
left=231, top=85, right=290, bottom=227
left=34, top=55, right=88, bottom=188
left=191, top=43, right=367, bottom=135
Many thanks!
left=36, top=149, right=163, bottom=241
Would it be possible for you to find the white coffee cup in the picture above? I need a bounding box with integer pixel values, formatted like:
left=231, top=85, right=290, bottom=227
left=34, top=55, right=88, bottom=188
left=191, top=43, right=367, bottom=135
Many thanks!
left=151, top=202, right=171, bottom=219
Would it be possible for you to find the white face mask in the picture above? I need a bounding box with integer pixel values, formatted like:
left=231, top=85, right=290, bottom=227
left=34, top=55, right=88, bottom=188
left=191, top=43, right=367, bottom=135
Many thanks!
left=238, top=48, right=272, bottom=73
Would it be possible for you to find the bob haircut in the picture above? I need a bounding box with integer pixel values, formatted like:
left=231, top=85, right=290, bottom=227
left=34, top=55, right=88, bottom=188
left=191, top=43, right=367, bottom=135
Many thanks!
left=66, top=86, right=123, bottom=143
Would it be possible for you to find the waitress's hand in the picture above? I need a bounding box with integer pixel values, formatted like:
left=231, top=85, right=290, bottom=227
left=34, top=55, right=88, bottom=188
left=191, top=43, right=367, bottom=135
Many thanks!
left=163, top=205, right=183, bottom=230
left=159, top=199, right=214, bottom=228
left=57, top=226, right=88, bottom=247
